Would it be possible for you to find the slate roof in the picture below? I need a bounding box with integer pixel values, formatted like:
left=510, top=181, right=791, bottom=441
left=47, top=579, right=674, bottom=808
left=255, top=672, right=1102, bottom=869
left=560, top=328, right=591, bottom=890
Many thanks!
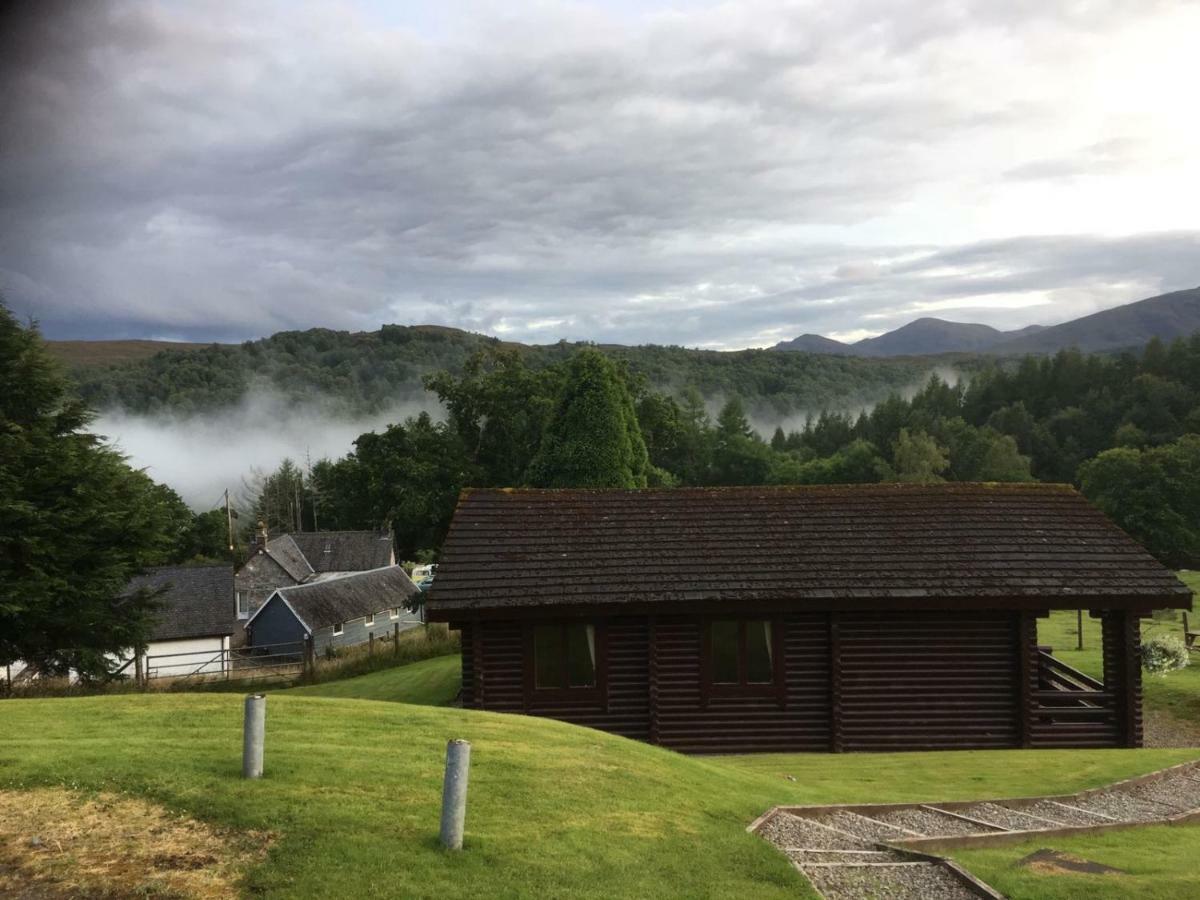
left=263, top=534, right=315, bottom=582
left=426, top=484, right=1193, bottom=616
left=125, top=565, right=236, bottom=640
left=285, top=531, right=394, bottom=574
left=265, top=565, right=419, bottom=632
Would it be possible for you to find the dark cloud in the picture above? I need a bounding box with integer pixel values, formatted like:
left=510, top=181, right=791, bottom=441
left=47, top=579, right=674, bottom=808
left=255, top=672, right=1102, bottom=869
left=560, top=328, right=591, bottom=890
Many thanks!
left=0, top=0, right=1195, bottom=347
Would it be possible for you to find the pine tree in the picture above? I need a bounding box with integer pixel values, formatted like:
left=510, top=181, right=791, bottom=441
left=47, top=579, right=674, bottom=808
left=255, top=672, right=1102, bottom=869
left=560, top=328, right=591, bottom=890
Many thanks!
left=525, top=349, right=649, bottom=488
left=0, top=302, right=177, bottom=678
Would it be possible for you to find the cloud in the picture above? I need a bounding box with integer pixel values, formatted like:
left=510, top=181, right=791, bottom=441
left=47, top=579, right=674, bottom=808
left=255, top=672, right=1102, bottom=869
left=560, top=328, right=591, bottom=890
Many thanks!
left=1, top=0, right=1197, bottom=348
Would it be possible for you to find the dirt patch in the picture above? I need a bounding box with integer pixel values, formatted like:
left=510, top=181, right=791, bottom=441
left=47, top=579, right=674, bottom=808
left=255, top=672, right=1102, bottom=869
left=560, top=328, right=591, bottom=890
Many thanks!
left=0, top=788, right=272, bottom=899
left=1018, top=848, right=1126, bottom=876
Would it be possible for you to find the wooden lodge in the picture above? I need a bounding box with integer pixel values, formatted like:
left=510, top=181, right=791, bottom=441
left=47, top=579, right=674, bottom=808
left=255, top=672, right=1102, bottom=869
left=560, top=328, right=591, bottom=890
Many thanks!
left=424, top=484, right=1192, bottom=753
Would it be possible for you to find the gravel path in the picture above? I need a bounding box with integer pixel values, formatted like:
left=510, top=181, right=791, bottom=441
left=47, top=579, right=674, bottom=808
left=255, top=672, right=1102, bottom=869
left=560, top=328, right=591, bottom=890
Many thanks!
left=953, top=801, right=1060, bottom=832
left=813, top=811, right=912, bottom=843
left=755, top=760, right=1200, bottom=899
left=1017, top=800, right=1114, bottom=826
left=867, top=806, right=991, bottom=837
left=1143, top=708, right=1200, bottom=748
left=1119, top=775, right=1200, bottom=811
left=757, top=812, right=872, bottom=851
left=1068, top=790, right=1173, bottom=822
left=804, top=863, right=980, bottom=900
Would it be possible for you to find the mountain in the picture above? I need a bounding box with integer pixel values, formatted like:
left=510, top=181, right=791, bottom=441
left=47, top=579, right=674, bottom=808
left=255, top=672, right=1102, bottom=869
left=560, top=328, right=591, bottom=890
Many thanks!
left=773, top=318, right=1044, bottom=356
left=771, top=333, right=853, bottom=354
left=992, top=287, right=1200, bottom=355
left=47, top=338, right=212, bottom=368
left=773, top=287, right=1198, bottom=357
left=852, top=319, right=1018, bottom=356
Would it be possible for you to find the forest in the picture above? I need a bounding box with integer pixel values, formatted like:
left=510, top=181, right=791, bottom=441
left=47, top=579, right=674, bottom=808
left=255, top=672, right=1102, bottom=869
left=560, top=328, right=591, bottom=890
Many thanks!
left=247, top=333, right=1200, bottom=571
left=68, top=323, right=961, bottom=418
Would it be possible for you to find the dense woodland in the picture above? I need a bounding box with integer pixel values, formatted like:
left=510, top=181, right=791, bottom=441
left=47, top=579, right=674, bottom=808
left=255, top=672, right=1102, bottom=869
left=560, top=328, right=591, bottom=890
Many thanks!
left=70, top=324, right=952, bottom=417
left=248, top=334, right=1200, bottom=570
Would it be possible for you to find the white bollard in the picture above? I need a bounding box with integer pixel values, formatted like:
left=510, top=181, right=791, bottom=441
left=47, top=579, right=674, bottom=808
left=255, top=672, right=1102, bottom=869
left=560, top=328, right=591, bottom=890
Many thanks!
left=439, top=739, right=471, bottom=850
left=242, top=694, right=266, bottom=779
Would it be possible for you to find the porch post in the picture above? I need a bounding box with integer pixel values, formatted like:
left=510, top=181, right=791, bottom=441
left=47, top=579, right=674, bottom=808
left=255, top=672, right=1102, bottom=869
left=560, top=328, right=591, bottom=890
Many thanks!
left=1102, top=610, right=1143, bottom=749
left=1017, top=612, right=1037, bottom=748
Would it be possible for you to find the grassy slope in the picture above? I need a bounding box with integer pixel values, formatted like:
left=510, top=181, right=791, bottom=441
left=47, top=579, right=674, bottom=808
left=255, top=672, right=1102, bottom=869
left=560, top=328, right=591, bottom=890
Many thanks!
left=282, top=655, right=461, bottom=705
left=1, top=695, right=1196, bottom=899
left=45, top=339, right=210, bottom=368
left=954, top=825, right=1200, bottom=900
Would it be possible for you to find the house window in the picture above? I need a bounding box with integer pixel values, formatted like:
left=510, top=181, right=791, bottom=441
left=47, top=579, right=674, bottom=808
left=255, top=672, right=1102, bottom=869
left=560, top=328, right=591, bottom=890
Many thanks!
left=332, top=623, right=344, bottom=636
left=708, top=620, right=776, bottom=686
left=389, top=608, right=400, bottom=620
left=533, top=623, right=596, bottom=689
left=236, top=591, right=248, bottom=620
left=365, top=613, right=375, bottom=627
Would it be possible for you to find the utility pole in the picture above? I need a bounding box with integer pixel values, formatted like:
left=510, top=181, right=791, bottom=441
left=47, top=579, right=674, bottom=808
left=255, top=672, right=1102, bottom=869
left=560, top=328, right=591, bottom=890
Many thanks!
left=225, top=489, right=235, bottom=554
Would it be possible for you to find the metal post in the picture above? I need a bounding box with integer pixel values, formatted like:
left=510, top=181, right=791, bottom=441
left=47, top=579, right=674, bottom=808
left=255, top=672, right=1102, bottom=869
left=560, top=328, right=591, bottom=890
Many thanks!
left=369, top=632, right=375, bottom=658
left=439, top=739, right=471, bottom=850
left=242, top=694, right=266, bottom=779
left=394, top=622, right=400, bottom=657
left=1077, top=609, right=1084, bottom=651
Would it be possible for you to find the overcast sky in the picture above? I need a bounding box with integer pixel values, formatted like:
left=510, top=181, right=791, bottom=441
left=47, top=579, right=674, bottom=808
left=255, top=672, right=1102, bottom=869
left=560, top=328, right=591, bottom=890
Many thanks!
left=2, top=0, right=1197, bottom=350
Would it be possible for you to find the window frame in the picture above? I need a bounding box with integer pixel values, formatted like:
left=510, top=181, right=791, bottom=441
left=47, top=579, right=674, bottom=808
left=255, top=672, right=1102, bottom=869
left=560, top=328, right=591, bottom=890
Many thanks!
left=365, top=613, right=375, bottom=628
left=523, top=621, right=606, bottom=704
left=389, top=607, right=400, bottom=620
left=236, top=591, right=248, bottom=620
left=332, top=622, right=344, bottom=636
left=701, top=617, right=785, bottom=703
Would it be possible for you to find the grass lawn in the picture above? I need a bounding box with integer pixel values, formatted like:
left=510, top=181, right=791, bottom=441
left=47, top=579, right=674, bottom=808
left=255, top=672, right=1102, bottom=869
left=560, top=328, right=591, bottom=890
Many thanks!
left=952, top=823, right=1200, bottom=900
left=1, top=693, right=1197, bottom=899
left=281, top=654, right=462, bottom=706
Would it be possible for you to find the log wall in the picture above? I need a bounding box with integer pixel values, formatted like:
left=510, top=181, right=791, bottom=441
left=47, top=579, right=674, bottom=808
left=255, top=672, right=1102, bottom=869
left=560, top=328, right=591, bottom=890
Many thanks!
left=453, top=608, right=1140, bottom=753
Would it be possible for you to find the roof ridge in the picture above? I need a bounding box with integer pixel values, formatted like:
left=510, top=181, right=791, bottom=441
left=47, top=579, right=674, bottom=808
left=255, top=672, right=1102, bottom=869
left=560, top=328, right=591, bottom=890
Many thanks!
left=280, top=564, right=401, bottom=593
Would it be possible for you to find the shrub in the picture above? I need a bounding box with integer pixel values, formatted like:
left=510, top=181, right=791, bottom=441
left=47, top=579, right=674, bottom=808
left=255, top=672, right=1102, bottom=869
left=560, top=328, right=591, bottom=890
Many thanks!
left=1141, top=635, right=1190, bottom=675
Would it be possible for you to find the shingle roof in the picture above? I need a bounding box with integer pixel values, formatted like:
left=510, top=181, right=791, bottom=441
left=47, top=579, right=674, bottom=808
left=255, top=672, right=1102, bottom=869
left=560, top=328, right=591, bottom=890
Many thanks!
left=426, top=484, right=1193, bottom=616
left=125, top=565, right=236, bottom=640
left=269, top=565, right=419, bottom=631
left=264, top=534, right=314, bottom=582
left=285, top=531, right=393, bottom=574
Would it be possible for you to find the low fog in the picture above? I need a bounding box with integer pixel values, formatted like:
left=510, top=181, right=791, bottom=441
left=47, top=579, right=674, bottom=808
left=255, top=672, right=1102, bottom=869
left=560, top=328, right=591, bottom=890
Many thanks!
left=94, top=391, right=442, bottom=510
left=94, top=367, right=963, bottom=510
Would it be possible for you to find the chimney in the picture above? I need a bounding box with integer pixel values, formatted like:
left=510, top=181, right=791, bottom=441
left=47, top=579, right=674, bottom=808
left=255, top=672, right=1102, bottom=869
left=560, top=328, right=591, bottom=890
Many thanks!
left=257, top=520, right=269, bottom=546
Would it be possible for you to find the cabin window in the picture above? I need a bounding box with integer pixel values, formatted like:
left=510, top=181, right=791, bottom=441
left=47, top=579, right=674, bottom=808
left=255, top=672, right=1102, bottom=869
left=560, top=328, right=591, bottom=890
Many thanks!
left=365, top=613, right=375, bottom=627
left=332, top=622, right=344, bottom=636
left=533, top=623, right=596, bottom=689
left=236, top=591, right=248, bottom=619
left=389, top=607, right=400, bottom=619
left=708, top=619, right=775, bottom=686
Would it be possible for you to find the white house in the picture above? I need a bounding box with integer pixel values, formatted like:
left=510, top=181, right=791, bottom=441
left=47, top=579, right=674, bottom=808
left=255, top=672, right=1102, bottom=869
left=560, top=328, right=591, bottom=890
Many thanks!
left=125, top=564, right=237, bottom=678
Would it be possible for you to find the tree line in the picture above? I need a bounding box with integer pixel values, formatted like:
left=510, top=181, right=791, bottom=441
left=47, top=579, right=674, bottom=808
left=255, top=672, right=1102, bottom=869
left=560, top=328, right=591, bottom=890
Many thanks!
left=251, top=333, right=1200, bottom=570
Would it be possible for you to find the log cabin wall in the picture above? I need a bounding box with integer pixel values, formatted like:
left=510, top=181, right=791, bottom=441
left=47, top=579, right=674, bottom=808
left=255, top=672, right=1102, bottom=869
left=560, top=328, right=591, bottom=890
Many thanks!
left=836, top=611, right=1020, bottom=752
left=654, top=614, right=831, bottom=754
left=454, top=608, right=1141, bottom=753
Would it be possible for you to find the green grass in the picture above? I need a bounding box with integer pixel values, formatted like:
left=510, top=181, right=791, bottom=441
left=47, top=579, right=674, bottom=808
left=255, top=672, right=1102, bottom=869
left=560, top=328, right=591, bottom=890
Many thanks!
left=282, top=654, right=462, bottom=705
left=1, top=694, right=1196, bottom=899
left=953, top=824, right=1200, bottom=900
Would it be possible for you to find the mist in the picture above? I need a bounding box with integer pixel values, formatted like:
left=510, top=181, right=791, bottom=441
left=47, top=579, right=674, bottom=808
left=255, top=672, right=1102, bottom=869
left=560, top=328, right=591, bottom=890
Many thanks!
left=94, top=390, right=442, bottom=510
left=735, top=366, right=968, bottom=439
